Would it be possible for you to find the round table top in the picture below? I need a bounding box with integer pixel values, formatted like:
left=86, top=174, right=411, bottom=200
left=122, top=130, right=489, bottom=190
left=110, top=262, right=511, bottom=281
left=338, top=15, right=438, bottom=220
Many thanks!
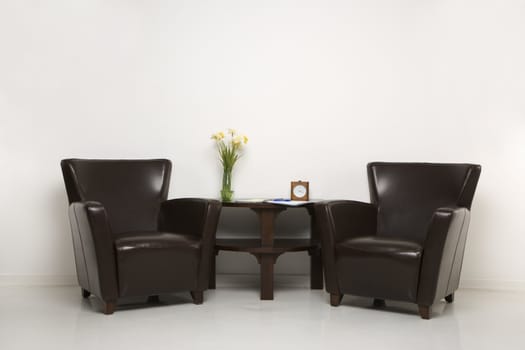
left=222, top=201, right=288, bottom=209
left=221, top=200, right=317, bottom=209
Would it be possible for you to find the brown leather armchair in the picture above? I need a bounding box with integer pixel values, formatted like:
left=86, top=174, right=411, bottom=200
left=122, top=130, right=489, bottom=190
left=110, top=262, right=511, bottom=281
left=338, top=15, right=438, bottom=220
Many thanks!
left=61, top=159, right=221, bottom=314
left=315, top=162, right=481, bottom=319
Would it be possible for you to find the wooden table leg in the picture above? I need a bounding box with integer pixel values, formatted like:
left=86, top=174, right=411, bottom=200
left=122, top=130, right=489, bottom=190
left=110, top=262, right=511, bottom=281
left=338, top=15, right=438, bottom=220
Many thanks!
left=310, top=248, right=323, bottom=289
left=255, top=209, right=283, bottom=246
left=252, top=207, right=285, bottom=300
left=307, top=205, right=323, bottom=289
left=260, top=255, right=275, bottom=300
left=209, top=249, right=217, bottom=289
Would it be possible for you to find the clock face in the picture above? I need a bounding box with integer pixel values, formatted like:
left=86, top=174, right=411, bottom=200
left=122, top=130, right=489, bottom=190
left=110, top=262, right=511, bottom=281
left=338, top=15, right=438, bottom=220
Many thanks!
left=293, top=185, right=307, bottom=198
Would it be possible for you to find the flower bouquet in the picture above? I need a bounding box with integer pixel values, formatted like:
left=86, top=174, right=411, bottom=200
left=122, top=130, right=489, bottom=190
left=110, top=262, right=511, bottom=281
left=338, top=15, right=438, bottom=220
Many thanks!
left=211, top=129, right=248, bottom=202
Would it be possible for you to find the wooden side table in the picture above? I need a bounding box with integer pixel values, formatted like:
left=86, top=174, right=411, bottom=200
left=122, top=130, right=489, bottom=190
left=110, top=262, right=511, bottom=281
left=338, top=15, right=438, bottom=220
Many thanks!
left=210, top=201, right=323, bottom=300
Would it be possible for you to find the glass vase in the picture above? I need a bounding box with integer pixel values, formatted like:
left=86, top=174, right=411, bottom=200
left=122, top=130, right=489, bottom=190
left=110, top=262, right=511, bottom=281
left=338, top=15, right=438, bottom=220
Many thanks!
left=220, top=167, right=234, bottom=202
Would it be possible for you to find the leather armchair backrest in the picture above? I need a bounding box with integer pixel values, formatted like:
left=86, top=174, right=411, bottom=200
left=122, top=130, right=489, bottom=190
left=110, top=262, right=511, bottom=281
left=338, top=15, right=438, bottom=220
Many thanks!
left=61, top=159, right=171, bottom=234
left=367, top=162, right=481, bottom=244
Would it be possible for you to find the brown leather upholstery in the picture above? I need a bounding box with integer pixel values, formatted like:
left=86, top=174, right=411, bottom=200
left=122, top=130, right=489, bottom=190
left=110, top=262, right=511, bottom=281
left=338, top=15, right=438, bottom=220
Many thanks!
left=315, top=162, right=481, bottom=319
left=61, top=159, right=221, bottom=313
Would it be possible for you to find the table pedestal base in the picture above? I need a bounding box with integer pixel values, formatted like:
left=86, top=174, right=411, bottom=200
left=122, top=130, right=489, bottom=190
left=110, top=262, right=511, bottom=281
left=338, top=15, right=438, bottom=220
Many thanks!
left=254, top=253, right=279, bottom=300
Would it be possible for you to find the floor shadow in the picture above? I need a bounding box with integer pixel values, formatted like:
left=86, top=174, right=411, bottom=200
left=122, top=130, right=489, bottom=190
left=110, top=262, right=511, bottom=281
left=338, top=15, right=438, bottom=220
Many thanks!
left=85, top=292, right=197, bottom=313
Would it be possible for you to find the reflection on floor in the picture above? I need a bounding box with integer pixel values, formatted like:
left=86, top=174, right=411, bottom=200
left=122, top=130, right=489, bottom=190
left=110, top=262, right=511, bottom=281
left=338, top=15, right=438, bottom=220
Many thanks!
left=0, top=275, right=522, bottom=350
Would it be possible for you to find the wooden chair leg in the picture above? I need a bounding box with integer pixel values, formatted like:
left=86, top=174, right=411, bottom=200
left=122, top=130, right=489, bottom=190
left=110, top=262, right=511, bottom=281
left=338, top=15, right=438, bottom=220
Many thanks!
left=418, top=305, right=431, bottom=320
left=147, top=295, right=160, bottom=303
left=445, top=293, right=454, bottom=303
left=103, top=301, right=116, bottom=315
left=191, top=291, right=204, bottom=305
left=209, top=252, right=216, bottom=289
left=373, top=298, right=386, bottom=307
left=81, top=289, right=90, bottom=298
left=330, top=293, right=343, bottom=306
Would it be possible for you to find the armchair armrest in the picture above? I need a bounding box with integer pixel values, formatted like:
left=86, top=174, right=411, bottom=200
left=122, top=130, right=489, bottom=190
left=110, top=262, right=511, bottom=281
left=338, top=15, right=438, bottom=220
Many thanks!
left=68, top=201, right=118, bottom=301
left=417, top=207, right=470, bottom=306
left=314, top=200, right=377, bottom=243
left=158, top=198, right=222, bottom=241
left=314, top=200, right=377, bottom=294
left=158, top=198, right=222, bottom=291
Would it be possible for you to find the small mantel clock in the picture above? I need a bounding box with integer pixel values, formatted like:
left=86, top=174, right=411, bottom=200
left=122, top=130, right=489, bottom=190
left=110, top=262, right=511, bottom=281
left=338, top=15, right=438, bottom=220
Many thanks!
left=291, top=181, right=309, bottom=201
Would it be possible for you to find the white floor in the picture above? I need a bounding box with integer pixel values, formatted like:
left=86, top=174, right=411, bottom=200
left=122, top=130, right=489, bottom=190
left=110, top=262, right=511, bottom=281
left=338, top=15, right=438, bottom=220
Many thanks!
left=0, top=275, right=523, bottom=350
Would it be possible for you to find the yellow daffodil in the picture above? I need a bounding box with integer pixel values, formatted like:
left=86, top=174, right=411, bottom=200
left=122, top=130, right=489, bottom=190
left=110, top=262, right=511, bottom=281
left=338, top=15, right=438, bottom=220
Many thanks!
left=242, top=135, right=248, bottom=144
left=233, top=135, right=243, bottom=146
left=228, top=128, right=237, bottom=136
left=211, top=131, right=225, bottom=141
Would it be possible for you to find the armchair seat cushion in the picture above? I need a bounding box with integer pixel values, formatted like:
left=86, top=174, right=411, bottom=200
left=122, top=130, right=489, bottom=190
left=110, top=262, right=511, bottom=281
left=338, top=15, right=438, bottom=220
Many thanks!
left=335, top=236, right=423, bottom=302
left=337, top=236, right=422, bottom=257
left=115, top=232, right=201, bottom=297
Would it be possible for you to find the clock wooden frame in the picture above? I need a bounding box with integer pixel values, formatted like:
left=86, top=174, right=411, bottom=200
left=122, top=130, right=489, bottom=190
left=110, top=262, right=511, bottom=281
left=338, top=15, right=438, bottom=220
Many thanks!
left=291, top=181, right=309, bottom=201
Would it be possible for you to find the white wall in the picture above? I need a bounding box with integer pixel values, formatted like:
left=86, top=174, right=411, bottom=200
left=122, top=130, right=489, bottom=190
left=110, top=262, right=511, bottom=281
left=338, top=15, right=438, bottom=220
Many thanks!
left=1, top=0, right=524, bottom=289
